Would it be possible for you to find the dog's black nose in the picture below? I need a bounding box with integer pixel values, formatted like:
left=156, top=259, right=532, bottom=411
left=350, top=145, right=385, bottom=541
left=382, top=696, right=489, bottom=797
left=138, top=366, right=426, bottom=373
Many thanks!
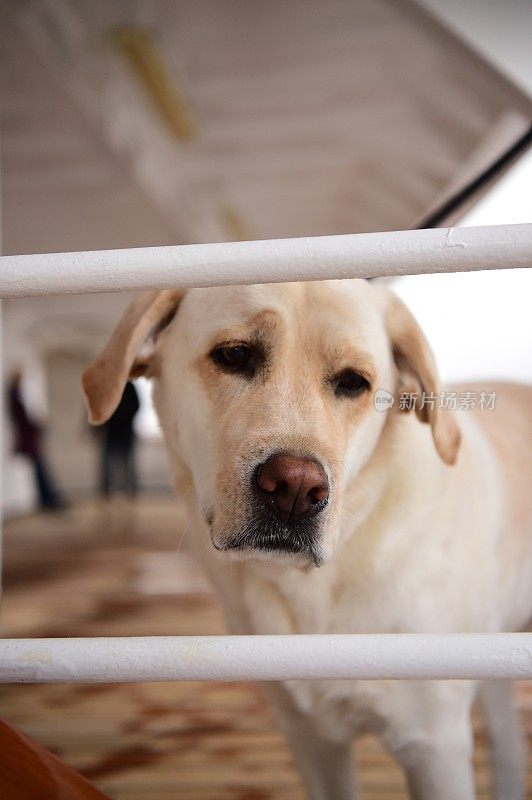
left=254, top=453, right=329, bottom=524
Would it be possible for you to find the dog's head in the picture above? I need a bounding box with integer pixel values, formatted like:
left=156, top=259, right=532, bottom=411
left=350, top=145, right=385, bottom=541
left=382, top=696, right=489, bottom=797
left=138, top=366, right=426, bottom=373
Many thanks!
left=83, top=280, right=460, bottom=569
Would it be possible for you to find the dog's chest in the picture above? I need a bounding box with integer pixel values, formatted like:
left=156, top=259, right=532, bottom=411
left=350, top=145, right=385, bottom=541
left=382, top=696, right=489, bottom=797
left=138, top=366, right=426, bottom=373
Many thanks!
left=238, top=566, right=398, bottom=739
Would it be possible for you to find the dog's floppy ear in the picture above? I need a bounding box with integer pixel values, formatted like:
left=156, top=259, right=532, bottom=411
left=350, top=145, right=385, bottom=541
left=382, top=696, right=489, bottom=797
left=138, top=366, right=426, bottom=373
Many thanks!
left=82, top=289, right=185, bottom=425
left=386, top=294, right=461, bottom=465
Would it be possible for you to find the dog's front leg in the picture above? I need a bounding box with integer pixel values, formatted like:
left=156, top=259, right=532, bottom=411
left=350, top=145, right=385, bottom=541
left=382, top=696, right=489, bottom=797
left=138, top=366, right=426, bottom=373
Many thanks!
left=396, top=737, right=476, bottom=800
left=478, top=680, right=526, bottom=800
left=263, top=682, right=357, bottom=800
left=382, top=681, right=476, bottom=800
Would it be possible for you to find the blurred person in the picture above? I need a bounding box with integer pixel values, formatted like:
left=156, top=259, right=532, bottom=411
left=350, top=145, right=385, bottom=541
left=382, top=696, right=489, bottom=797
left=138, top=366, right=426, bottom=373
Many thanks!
left=98, top=380, right=140, bottom=498
left=7, top=369, right=66, bottom=511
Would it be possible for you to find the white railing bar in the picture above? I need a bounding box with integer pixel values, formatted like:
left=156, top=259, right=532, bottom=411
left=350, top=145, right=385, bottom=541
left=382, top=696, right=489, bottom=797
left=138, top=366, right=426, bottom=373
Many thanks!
left=2, top=634, right=532, bottom=683
left=1, top=224, right=531, bottom=299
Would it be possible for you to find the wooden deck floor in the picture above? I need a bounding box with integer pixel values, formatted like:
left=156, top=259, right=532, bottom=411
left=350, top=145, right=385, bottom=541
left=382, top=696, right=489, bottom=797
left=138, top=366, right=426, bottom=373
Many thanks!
left=1, top=497, right=532, bottom=799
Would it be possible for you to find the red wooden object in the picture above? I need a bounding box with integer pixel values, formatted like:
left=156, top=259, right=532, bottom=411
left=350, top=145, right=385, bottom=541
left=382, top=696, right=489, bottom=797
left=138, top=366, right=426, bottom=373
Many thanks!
left=0, top=718, right=111, bottom=799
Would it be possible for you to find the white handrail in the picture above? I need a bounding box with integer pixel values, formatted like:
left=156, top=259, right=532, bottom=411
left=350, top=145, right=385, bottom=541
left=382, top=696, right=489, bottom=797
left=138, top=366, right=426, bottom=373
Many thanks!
left=1, top=634, right=532, bottom=683
left=1, top=224, right=531, bottom=298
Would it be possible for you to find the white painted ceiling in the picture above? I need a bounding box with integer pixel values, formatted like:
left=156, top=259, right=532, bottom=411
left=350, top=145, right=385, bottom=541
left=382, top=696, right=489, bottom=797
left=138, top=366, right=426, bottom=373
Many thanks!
left=1, top=0, right=530, bottom=362
left=2, top=0, right=531, bottom=257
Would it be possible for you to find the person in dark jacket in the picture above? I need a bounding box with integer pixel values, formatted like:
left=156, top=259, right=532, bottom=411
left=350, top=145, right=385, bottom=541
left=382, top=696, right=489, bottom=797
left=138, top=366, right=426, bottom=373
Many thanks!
left=99, top=380, right=140, bottom=497
left=8, top=370, right=65, bottom=510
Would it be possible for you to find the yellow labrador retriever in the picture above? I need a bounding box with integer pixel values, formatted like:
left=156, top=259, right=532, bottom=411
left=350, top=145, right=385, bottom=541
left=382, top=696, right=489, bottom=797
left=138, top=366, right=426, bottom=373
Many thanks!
left=83, top=280, right=532, bottom=800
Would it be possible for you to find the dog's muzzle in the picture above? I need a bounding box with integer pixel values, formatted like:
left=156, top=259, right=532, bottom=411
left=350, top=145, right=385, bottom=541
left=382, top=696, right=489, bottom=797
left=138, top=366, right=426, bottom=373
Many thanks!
left=218, top=452, right=329, bottom=565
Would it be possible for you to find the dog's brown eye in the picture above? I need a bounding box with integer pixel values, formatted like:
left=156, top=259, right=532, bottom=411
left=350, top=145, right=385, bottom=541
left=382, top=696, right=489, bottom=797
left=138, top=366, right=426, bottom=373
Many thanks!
left=334, top=369, right=370, bottom=398
left=211, top=344, right=258, bottom=376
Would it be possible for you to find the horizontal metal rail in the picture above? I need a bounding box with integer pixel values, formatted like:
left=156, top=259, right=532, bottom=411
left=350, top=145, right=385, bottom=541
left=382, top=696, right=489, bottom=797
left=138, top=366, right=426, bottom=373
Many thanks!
left=1, top=223, right=531, bottom=298
left=1, top=634, right=532, bottom=683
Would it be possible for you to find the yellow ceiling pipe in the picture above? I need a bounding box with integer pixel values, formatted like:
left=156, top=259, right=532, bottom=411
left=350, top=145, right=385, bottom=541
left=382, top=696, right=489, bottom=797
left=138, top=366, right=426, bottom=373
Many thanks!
left=220, top=205, right=251, bottom=242
left=109, top=25, right=197, bottom=142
